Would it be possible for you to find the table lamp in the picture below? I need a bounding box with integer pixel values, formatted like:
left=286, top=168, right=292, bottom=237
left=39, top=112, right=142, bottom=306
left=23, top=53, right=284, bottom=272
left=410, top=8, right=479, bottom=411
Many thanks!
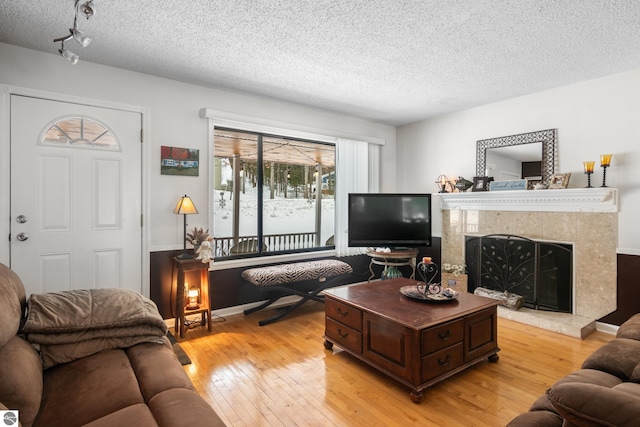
left=186, top=285, right=200, bottom=310
left=436, top=174, right=450, bottom=193
left=173, top=194, right=198, bottom=259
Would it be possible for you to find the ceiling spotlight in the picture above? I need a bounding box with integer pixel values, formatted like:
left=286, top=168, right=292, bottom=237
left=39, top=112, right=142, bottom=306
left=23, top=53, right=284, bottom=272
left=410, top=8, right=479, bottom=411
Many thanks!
left=59, top=47, right=80, bottom=65
left=53, top=0, right=97, bottom=64
left=71, top=28, right=92, bottom=47
left=54, top=38, right=79, bottom=64
left=79, top=0, right=97, bottom=19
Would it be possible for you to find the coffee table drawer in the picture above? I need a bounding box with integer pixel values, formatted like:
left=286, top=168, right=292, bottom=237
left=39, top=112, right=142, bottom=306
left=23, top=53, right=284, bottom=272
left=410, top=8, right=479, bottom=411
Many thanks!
left=325, top=299, right=362, bottom=331
left=421, top=319, right=464, bottom=355
left=326, top=317, right=362, bottom=353
left=421, top=342, right=464, bottom=382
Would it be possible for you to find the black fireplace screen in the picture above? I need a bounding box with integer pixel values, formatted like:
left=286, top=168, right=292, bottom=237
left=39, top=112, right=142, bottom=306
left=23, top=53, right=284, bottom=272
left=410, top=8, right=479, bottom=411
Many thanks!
left=465, top=234, right=572, bottom=313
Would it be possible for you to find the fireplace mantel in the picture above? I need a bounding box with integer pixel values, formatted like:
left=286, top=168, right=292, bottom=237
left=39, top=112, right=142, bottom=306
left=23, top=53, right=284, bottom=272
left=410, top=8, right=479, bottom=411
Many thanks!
left=438, top=188, right=617, bottom=213
left=439, top=187, right=618, bottom=338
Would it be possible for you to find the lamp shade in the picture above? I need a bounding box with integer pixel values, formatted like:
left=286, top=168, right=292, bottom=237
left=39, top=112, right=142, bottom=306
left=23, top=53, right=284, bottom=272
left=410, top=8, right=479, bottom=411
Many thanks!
left=173, top=195, right=198, bottom=215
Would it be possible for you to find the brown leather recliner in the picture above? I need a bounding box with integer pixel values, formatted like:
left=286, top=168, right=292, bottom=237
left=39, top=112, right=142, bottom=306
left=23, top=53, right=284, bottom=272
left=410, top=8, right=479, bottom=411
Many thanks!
left=0, top=263, right=224, bottom=427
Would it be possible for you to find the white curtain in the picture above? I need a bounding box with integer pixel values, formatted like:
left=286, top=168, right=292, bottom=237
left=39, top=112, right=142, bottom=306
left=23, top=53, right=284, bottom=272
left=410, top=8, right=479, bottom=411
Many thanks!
left=335, top=139, right=380, bottom=256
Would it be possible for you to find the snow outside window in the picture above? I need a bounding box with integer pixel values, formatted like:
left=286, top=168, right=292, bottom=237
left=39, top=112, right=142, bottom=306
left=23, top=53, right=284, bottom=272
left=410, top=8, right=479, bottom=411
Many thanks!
left=212, top=128, right=335, bottom=258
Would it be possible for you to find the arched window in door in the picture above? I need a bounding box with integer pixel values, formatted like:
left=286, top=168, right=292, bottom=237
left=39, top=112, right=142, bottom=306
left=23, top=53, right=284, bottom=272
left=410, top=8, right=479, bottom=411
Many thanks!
left=40, top=116, right=120, bottom=150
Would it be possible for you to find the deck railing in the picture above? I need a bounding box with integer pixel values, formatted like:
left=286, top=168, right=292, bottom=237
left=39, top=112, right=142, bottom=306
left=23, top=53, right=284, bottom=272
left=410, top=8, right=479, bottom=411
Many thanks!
left=213, top=232, right=320, bottom=257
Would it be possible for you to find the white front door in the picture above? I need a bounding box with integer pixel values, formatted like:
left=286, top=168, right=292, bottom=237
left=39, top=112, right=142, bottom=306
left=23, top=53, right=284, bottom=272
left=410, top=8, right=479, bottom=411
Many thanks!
left=10, top=95, right=142, bottom=295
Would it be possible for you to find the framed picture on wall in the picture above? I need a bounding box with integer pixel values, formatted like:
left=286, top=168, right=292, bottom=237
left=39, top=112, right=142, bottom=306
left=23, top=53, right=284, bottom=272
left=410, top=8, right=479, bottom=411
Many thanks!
left=160, top=146, right=200, bottom=176
left=472, top=176, right=490, bottom=191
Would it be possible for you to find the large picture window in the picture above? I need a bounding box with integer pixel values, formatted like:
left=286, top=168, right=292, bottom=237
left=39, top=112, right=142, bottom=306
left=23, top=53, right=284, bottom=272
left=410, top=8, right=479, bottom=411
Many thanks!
left=212, top=128, right=335, bottom=258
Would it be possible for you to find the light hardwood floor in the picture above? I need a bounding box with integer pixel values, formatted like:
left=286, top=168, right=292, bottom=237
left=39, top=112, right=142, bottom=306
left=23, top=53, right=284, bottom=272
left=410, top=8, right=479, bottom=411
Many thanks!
left=178, top=302, right=614, bottom=427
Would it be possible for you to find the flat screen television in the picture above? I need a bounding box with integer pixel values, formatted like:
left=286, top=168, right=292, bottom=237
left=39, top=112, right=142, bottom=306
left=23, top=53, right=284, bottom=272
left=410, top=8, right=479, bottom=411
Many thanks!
left=348, top=193, right=432, bottom=248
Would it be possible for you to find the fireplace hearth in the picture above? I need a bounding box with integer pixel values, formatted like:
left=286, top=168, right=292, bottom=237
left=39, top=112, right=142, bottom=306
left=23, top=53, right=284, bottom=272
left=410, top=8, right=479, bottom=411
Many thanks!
left=465, top=234, right=572, bottom=313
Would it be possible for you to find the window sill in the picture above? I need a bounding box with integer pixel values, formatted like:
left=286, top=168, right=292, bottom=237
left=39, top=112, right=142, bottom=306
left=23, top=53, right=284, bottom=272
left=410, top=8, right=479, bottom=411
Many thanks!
left=209, top=249, right=337, bottom=271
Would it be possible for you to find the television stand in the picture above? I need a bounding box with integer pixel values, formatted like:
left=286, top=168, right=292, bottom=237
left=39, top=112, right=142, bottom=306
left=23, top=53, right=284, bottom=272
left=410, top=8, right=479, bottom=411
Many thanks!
left=366, top=248, right=418, bottom=281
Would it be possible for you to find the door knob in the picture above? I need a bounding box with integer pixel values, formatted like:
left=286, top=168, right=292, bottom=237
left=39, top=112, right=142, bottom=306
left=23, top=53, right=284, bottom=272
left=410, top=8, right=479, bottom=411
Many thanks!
left=16, top=232, right=29, bottom=241
left=16, top=215, right=27, bottom=224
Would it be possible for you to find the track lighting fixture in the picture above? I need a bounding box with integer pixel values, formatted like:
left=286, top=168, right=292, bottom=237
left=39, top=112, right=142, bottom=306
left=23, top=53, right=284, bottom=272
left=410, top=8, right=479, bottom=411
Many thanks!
left=53, top=0, right=96, bottom=64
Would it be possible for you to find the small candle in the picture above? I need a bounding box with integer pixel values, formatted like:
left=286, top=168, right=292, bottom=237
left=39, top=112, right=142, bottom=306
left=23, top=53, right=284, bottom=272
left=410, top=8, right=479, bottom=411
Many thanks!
left=422, top=257, right=432, bottom=264
left=600, top=154, right=612, bottom=167
left=583, top=161, right=595, bottom=174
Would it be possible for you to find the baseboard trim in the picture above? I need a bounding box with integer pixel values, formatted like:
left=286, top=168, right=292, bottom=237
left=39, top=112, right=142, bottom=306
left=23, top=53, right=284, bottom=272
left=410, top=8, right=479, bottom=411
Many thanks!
left=595, top=321, right=619, bottom=335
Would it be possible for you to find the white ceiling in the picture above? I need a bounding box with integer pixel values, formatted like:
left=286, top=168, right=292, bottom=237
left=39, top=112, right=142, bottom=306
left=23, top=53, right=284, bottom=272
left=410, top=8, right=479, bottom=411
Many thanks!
left=2, top=0, right=640, bottom=126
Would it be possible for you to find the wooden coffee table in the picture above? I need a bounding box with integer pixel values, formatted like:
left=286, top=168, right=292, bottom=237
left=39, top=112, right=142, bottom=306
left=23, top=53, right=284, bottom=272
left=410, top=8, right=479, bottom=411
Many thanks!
left=323, top=278, right=500, bottom=403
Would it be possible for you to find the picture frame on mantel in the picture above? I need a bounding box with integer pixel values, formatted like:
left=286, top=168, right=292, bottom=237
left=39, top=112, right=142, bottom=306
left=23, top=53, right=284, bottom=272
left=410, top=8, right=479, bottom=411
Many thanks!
left=472, top=176, right=490, bottom=191
left=527, top=179, right=543, bottom=190
left=548, top=173, right=571, bottom=189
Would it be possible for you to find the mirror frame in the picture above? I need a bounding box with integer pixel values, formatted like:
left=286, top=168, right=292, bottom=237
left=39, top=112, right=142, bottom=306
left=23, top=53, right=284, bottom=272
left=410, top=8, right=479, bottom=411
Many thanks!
left=476, top=129, right=556, bottom=186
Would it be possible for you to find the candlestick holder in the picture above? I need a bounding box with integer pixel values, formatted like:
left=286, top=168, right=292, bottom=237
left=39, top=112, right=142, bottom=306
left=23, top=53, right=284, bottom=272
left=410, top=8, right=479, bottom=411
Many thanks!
left=416, top=261, right=441, bottom=296
left=600, top=154, right=612, bottom=187
left=583, top=161, right=595, bottom=188
left=600, top=166, right=608, bottom=187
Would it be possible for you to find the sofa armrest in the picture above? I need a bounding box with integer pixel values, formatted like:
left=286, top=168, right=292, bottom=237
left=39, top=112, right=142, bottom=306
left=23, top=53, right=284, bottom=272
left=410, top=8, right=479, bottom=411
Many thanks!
left=547, top=382, right=640, bottom=427
left=617, top=313, right=640, bottom=340
left=581, top=338, right=640, bottom=381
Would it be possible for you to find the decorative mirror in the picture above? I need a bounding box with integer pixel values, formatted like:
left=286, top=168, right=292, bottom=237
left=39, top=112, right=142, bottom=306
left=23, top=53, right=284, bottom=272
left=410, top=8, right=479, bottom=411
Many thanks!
left=476, top=129, right=556, bottom=187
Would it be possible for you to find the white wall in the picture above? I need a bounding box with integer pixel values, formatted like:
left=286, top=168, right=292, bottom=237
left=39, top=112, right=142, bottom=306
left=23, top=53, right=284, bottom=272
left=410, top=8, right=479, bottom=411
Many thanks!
left=0, top=42, right=396, bottom=262
left=397, top=68, right=640, bottom=255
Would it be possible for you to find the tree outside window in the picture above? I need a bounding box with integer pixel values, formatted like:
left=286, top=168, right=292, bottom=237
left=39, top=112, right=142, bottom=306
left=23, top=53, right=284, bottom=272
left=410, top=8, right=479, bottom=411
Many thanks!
left=212, top=128, right=335, bottom=258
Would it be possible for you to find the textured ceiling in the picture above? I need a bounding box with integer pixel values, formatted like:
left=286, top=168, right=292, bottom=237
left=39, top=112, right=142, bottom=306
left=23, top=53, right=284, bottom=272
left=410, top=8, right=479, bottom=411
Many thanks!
left=1, top=1, right=640, bottom=126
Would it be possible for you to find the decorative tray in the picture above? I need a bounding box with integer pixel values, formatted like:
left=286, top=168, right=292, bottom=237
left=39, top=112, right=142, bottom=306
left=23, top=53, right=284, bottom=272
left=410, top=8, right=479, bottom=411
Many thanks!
left=399, top=285, right=458, bottom=302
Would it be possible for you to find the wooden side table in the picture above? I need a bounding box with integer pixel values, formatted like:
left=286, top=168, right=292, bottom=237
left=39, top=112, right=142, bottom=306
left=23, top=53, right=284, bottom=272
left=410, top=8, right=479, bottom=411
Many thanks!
left=366, top=249, right=419, bottom=281
left=173, top=257, right=212, bottom=338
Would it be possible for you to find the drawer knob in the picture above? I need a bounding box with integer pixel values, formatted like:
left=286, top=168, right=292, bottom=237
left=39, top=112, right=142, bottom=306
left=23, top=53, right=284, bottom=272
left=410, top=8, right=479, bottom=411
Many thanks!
left=337, top=308, right=348, bottom=317
left=438, top=355, right=451, bottom=366
left=337, top=328, right=349, bottom=339
left=438, top=330, right=450, bottom=340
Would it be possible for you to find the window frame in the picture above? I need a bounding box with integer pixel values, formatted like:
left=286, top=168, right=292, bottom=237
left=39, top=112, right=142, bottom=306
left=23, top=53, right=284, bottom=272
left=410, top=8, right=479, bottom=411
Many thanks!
left=201, top=108, right=385, bottom=268
left=212, top=126, right=336, bottom=260
left=40, top=114, right=120, bottom=151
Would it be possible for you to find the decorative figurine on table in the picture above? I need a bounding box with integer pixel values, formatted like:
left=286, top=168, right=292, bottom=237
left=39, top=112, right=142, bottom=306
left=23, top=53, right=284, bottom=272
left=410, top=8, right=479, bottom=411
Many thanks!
left=187, top=227, right=214, bottom=263
left=196, top=240, right=214, bottom=263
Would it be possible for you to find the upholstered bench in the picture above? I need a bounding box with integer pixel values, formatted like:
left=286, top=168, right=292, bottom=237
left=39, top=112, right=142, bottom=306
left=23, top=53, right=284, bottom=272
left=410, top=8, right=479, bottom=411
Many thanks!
left=242, top=259, right=353, bottom=326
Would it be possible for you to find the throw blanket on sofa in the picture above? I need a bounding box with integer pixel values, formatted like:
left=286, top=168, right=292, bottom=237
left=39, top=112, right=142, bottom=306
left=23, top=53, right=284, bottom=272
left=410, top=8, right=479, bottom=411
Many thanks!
left=22, top=288, right=167, bottom=368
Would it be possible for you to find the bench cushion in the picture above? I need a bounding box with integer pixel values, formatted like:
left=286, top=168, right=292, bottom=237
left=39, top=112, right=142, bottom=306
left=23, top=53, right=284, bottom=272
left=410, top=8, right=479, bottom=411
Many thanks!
left=242, top=260, right=352, bottom=287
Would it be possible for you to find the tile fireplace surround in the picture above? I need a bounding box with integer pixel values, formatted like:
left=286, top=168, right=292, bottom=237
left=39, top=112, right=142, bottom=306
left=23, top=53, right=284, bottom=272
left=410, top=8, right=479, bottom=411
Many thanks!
left=439, top=188, right=618, bottom=338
